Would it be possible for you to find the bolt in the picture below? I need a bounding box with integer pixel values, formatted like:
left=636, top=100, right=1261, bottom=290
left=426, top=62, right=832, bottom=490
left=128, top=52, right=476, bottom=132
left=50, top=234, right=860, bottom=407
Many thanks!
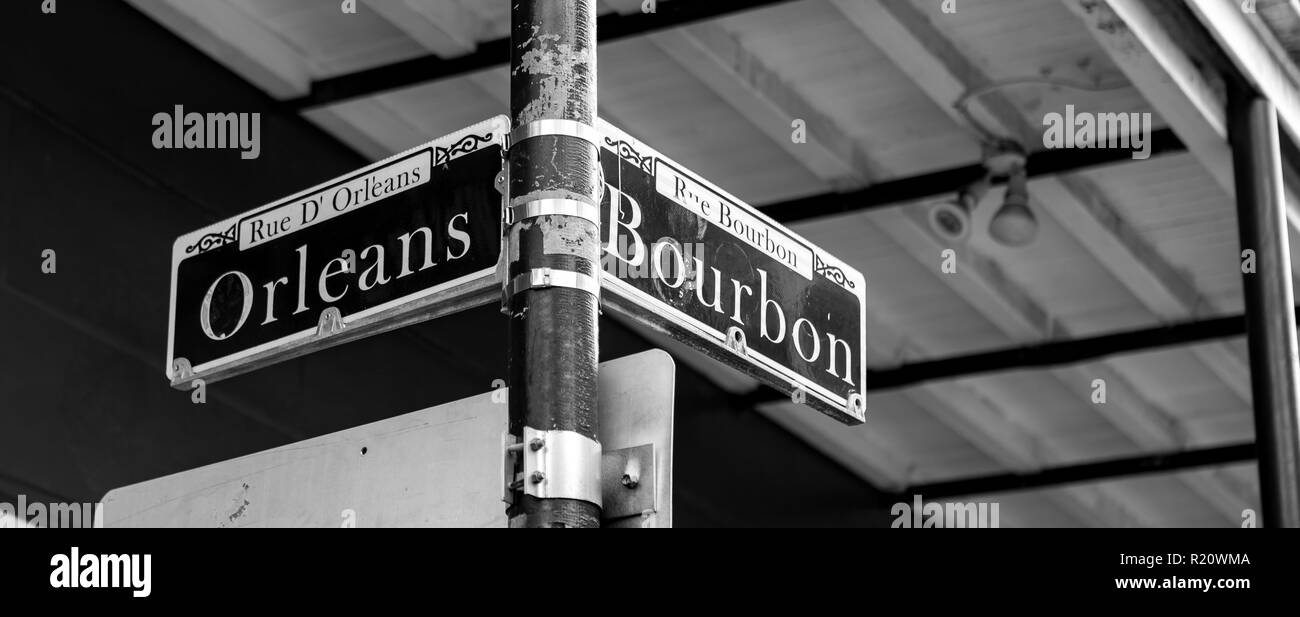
left=621, top=474, right=639, bottom=489
left=530, top=471, right=545, bottom=484
left=529, top=438, right=545, bottom=451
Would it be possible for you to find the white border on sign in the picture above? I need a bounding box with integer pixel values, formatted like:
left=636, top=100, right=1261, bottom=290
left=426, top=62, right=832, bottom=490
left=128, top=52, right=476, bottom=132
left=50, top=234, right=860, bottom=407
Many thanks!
left=165, top=115, right=510, bottom=383
left=596, top=118, right=867, bottom=422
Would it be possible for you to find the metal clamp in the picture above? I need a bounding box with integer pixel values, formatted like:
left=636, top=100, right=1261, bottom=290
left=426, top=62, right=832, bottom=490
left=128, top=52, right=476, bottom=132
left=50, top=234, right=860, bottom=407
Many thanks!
left=522, top=427, right=603, bottom=506
left=170, top=357, right=195, bottom=388
left=508, top=198, right=601, bottom=227
left=847, top=391, right=866, bottom=419
left=317, top=307, right=345, bottom=337
left=509, top=268, right=600, bottom=300
left=509, top=119, right=600, bottom=151
left=725, top=326, right=747, bottom=355
left=503, top=432, right=520, bottom=506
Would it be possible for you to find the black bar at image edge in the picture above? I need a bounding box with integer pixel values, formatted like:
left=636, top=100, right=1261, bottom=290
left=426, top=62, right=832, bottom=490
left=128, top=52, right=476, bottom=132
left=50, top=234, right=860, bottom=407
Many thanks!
left=0, top=531, right=1283, bottom=604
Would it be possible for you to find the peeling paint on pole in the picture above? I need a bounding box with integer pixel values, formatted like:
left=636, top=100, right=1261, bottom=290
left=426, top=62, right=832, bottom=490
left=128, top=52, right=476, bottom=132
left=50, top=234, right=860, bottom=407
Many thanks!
left=513, top=32, right=590, bottom=125
left=540, top=218, right=599, bottom=257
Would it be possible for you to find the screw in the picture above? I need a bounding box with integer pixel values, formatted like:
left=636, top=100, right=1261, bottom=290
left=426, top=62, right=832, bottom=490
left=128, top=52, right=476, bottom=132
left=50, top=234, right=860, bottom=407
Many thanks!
left=530, top=471, right=545, bottom=484
left=621, top=474, right=639, bottom=489
left=529, top=438, right=545, bottom=451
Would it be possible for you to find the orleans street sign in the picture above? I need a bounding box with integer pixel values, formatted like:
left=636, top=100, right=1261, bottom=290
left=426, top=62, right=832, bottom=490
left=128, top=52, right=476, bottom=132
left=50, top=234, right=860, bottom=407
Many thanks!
left=165, top=116, right=508, bottom=387
left=596, top=120, right=867, bottom=424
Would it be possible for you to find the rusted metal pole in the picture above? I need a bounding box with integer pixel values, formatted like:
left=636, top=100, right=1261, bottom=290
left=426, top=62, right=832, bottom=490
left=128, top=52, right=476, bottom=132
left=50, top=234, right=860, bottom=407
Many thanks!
left=506, top=0, right=603, bottom=527
left=1230, top=91, right=1300, bottom=527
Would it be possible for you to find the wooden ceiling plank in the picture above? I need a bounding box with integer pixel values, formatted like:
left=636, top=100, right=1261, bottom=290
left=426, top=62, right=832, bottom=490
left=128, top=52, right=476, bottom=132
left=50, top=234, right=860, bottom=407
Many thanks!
left=366, top=0, right=483, bottom=58
left=647, top=23, right=877, bottom=188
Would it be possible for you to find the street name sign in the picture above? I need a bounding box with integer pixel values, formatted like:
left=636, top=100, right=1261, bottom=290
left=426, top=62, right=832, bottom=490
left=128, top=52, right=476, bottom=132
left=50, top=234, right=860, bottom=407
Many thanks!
left=596, top=119, right=867, bottom=424
left=165, top=116, right=508, bottom=387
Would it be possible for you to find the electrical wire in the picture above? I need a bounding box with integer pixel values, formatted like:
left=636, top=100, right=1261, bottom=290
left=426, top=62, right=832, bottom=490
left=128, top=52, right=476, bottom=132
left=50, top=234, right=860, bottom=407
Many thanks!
left=954, top=77, right=1131, bottom=142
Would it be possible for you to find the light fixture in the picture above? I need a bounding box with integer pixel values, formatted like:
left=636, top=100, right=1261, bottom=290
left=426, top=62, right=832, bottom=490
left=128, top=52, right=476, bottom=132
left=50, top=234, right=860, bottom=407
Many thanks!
left=988, top=166, right=1037, bottom=247
left=927, top=175, right=989, bottom=242
left=927, top=139, right=1037, bottom=247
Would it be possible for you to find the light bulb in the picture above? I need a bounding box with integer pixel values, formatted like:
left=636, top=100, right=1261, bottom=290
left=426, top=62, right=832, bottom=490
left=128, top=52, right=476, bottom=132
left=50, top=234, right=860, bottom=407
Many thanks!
left=989, top=169, right=1037, bottom=247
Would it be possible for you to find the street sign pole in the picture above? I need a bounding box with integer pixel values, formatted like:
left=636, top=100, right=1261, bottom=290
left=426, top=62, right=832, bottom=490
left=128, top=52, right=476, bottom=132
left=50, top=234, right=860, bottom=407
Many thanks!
left=506, top=0, right=603, bottom=527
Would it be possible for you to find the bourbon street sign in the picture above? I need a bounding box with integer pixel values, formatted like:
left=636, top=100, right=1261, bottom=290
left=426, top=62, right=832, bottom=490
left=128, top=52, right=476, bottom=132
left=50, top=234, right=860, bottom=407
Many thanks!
left=597, top=120, right=867, bottom=424
left=165, top=116, right=508, bottom=387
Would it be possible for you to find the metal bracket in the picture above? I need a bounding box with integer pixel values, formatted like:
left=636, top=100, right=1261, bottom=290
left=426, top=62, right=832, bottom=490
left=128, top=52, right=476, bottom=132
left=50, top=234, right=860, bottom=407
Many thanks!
left=507, top=198, right=601, bottom=227
left=497, top=163, right=513, bottom=316
left=522, top=427, right=602, bottom=506
left=847, top=391, right=866, bottom=419
left=509, top=268, right=600, bottom=300
left=503, top=432, right=521, bottom=506
left=725, top=326, right=747, bottom=356
left=494, top=169, right=508, bottom=197
left=509, top=119, right=600, bottom=152
left=601, top=444, right=656, bottom=521
left=317, top=307, right=345, bottom=337
left=171, top=357, right=195, bottom=387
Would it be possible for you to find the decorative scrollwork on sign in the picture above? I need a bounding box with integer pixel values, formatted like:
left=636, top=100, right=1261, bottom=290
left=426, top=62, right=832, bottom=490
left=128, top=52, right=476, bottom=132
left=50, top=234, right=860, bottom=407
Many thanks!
left=184, top=223, right=237, bottom=255
left=603, top=137, right=655, bottom=175
left=815, top=254, right=855, bottom=290
left=435, top=132, right=495, bottom=166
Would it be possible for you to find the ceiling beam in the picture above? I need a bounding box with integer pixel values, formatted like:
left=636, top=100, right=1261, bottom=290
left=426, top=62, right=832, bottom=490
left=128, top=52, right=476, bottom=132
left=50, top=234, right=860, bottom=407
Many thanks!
left=758, top=128, right=1185, bottom=223
left=282, top=0, right=804, bottom=110
left=866, top=308, right=1273, bottom=391
left=736, top=305, right=1298, bottom=403
left=905, top=442, right=1255, bottom=500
